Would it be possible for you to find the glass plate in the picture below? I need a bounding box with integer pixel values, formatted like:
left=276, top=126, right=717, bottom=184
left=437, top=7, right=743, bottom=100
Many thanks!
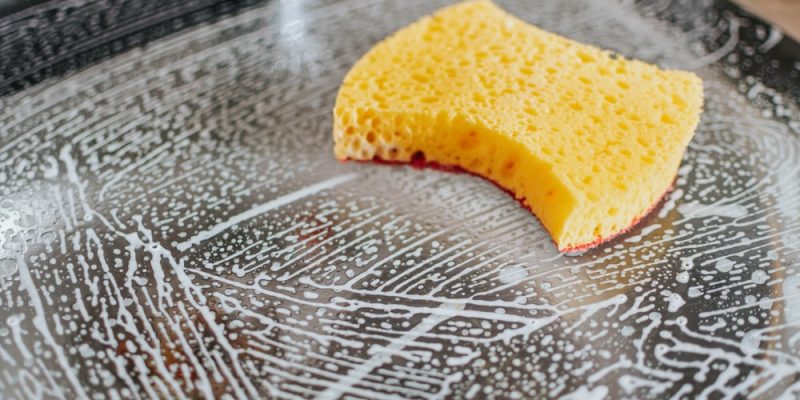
left=1, top=0, right=799, bottom=398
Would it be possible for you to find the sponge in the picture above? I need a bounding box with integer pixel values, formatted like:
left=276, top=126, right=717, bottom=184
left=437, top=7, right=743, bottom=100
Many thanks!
left=333, top=0, right=703, bottom=252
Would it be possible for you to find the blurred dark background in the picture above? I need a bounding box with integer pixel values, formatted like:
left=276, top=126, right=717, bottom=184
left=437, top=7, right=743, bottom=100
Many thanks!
left=0, top=0, right=48, bottom=15
left=0, top=0, right=798, bottom=100
left=0, top=0, right=267, bottom=96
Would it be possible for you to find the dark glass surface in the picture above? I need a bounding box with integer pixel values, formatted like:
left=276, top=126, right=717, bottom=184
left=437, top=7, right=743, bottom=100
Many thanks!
left=1, top=0, right=799, bottom=398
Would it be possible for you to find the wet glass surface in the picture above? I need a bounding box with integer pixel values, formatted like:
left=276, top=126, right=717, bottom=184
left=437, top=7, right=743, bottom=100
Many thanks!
left=1, top=0, right=800, bottom=398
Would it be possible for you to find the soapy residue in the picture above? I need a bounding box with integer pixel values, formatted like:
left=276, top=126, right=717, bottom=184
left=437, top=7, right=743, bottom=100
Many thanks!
left=0, top=0, right=799, bottom=398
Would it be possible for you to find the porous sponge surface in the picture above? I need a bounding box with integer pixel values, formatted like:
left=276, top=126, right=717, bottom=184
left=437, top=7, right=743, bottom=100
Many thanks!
left=333, top=0, right=703, bottom=251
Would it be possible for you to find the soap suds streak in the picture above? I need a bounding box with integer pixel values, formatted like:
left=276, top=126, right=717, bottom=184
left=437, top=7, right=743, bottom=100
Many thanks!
left=1, top=0, right=800, bottom=399
left=176, top=173, right=358, bottom=251
left=14, top=256, right=89, bottom=400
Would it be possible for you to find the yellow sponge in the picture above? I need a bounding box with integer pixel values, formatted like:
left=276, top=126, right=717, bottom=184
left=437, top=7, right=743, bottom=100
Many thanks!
left=333, top=0, right=703, bottom=252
